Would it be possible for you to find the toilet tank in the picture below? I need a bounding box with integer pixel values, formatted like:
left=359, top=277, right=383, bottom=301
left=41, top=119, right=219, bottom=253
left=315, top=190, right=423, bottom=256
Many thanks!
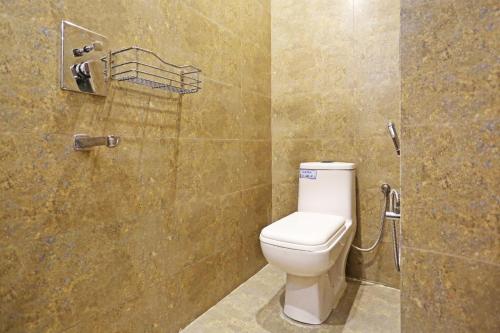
left=298, top=162, right=356, bottom=220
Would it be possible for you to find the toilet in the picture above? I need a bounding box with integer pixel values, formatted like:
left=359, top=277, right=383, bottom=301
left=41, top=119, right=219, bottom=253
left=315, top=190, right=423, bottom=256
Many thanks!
left=260, top=161, right=356, bottom=324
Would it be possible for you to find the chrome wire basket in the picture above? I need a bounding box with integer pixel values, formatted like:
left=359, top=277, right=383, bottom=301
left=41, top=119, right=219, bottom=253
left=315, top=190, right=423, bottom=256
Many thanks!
left=106, top=47, right=201, bottom=94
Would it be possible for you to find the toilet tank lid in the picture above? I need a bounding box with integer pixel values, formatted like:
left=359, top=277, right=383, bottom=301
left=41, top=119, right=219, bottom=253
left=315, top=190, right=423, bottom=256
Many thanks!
left=260, top=212, right=345, bottom=248
left=300, top=162, right=356, bottom=170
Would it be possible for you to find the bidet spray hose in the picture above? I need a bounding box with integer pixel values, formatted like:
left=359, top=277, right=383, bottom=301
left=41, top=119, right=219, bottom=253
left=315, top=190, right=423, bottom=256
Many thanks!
left=351, top=184, right=390, bottom=252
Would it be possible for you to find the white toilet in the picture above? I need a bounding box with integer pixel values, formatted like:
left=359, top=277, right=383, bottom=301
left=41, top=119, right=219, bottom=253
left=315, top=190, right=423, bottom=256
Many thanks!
left=260, top=161, right=356, bottom=324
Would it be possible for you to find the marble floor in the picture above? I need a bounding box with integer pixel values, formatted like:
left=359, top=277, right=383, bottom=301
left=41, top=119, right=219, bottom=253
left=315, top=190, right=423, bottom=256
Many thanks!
left=182, top=265, right=400, bottom=333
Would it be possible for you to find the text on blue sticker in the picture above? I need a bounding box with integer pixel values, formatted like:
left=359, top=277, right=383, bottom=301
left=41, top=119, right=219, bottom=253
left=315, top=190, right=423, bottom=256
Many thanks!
left=300, top=169, right=317, bottom=179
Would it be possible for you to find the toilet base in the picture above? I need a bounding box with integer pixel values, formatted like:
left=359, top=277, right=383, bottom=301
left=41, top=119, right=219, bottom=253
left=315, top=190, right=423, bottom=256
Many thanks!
left=283, top=273, right=347, bottom=324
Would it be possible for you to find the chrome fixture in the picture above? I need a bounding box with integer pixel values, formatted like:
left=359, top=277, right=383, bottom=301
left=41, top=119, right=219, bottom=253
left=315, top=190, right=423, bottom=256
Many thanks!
left=61, top=21, right=202, bottom=96
left=351, top=183, right=401, bottom=272
left=73, top=41, right=103, bottom=57
left=73, top=134, right=120, bottom=151
left=106, top=47, right=202, bottom=94
left=385, top=188, right=400, bottom=220
left=70, top=60, right=104, bottom=94
left=61, top=21, right=109, bottom=96
left=386, top=188, right=401, bottom=271
left=387, top=121, right=400, bottom=156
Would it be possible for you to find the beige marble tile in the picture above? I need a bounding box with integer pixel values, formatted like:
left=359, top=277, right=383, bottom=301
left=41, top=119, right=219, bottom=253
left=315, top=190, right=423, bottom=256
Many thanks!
left=354, top=0, right=400, bottom=35
left=0, top=0, right=271, bottom=331
left=402, top=124, right=499, bottom=264
left=401, top=0, right=498, bottom=127
left=239, top=0, right=271, bottom=49
left=176, top=139, right=243, bottom=198
left=241, top=141, right=272, bottom=188
left=182, top=0, right=241, bottom=35
left=401, top=249, right=500, bottom=333
left=180, top=80, right=242, bottom=140
left=355, top=134, right=401, bottom=191
left=271, top=181, right=298, bottom=221
left=241, top=40, right=271, bottom=96
left=241, top=91, right=272, bottom=140
left=272, top=139, right=321, bottom=184
left=400, top=0, right=499, bottom=331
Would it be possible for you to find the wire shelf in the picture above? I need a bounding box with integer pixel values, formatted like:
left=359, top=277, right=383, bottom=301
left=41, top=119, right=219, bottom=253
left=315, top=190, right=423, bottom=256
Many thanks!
left=106, top=46, right=201, bottom=94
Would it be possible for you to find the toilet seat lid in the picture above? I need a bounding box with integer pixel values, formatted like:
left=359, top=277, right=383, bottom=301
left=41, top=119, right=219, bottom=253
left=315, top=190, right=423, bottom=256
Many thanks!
left=260, top=212, right=345, bottom=249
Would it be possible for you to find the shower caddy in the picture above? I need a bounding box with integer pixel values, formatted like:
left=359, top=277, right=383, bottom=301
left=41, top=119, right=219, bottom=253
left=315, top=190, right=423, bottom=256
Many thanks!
left=60, top=20, right=202, bottom=151
left=60, top=20, right=202, bottom=97
left=103, top=46, right=201, bottom=95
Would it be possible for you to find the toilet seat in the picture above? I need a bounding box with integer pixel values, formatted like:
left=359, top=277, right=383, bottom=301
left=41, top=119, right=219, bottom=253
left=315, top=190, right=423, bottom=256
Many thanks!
left=260, top=212, right=346, bottom=252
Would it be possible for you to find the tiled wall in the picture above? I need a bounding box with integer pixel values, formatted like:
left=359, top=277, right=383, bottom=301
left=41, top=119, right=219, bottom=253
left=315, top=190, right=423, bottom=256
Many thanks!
left=400, top=0, right=499, bottom=332
left=348, top=0, right=401, bottom=288
left=0, top=1, right=271, bottom=332
left=271, top=0, right=401, bottom=287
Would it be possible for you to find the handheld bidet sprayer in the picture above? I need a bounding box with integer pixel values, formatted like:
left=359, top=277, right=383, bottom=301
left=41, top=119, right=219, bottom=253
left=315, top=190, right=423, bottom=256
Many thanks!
left=387, top=122, right=400, bottom=156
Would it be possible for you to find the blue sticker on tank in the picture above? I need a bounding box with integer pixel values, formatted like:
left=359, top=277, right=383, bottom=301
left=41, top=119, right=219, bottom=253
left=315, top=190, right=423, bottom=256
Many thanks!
left=299, top=169, right=317, bottom=179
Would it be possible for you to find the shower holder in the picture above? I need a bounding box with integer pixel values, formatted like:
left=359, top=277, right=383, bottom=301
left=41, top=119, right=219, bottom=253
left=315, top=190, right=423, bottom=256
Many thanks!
left=104, top=47, right=202, bottom=94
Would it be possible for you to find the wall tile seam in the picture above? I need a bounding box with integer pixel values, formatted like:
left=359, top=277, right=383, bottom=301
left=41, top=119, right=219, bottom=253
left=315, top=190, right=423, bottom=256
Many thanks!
left=270, top=180, right=297, bottom=185
left=175, top=249, right=249, bottom=274
left=139, top=248, right=268, bottom=288
left=353, top=68, right=401, bottom=75
left=217, top=183, right=272, bottom=198
left=241, top=88, right=272, bottom=99
left=181, top=2, right=270, bottom=49
left=180, top=2, right=238, bottom=39
left=270, top=87, right=354, bottom=98
left=201, top=77, right=271, bottom=98
left=202, top=77, right=271, bottom=99
left=0, top=132, right=185, bottom=143
left=270, top=135, right=356, bottom=139
left=14, top=132, right=272, bottom=143
left=353, top=34, right=401, bottom=43
left=177, top=137, right=271, bottom=142
left=177, top=138, right=271, bottom=143
left=248, top=40, right=273, bottom=55
left=354, top=23, right=401, bottom=33
left=270, top=137, right=354, bottom=141
left=203, top=76, right=241, bottom=89
left=402, top=245, right=500, bottom=268
left=176, top=183, right=272, bottom=199
left=203, top=74, right=271, bottom=99
left=254, top=0, right=269, bottom=14
left=239, top=33, right=272, bottom=53
left=399, top=122, right=487, bottom=129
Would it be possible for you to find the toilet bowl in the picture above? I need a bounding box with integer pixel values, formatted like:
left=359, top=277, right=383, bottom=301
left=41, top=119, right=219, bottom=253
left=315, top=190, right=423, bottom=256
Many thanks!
left=259, top=162, right=356, bottom=324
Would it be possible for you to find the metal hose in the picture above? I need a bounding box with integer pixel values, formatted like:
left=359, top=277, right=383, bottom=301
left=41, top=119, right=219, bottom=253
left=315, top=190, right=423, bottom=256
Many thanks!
left=351, top=184, right=390, bottom=252
left=351, top=184, right=402, bottom=272
left=390, top=219, right=401, bottom=271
